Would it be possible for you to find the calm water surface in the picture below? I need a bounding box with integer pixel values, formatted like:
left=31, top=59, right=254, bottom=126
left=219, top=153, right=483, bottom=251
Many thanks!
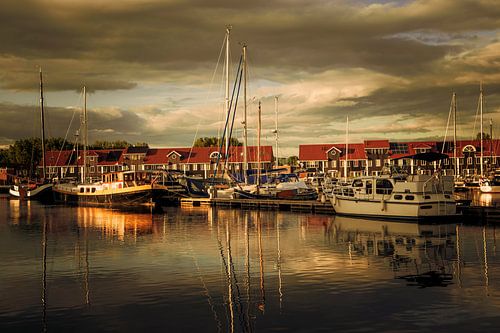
left=1, top=195, right=500, bottom=332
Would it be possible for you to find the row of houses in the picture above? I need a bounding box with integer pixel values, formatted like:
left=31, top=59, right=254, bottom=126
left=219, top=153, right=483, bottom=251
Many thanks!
left=44, top=145, right=274, bottom=180
left=299, top=139, right=500, bottom=178
left=39, top=139, right=500, bottom=181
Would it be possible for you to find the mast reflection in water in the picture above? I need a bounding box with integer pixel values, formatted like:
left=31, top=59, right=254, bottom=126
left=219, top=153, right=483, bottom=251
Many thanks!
left=1, top=198, right=500, bottom=332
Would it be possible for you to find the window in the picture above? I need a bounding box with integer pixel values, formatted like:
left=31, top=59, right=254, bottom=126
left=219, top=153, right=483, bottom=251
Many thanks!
left=405, top=195, right=415, bottom=200
left=368, top=160, right=373, bottom=167
left=353, top=160, right=359, bottom=167
left=352, top=179, right=363, bottom=187
left=340, top=160, right=345, bottom=167
left=376, top=179, right=393, bottom=194
left=467, top=157, right=473, bottom=165
left=366, top=180, right=373, bottom=194
left=393, top=195, right=403, bottom=200
left=333, top=160, right=337, bottom=168
left=375, top=159, right=381, bottom=167
left=192, top=164, right=198, bottom=171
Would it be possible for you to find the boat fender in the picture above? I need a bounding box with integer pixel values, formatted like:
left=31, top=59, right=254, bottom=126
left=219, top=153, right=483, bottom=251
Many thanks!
left=381, top=199, right=386, bottom=211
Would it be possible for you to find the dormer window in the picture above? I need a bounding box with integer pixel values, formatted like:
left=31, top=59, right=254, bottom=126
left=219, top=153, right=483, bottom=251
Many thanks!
left=210, top=151, right=222, bottom=159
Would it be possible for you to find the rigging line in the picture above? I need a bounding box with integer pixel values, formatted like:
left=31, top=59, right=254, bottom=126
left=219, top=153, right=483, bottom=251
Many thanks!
left=187, top=34, right=227, bottom=165
left=228, top=67, right=243, bottom=156
left=472, top=91, right=481, bottom=140
left=441, top=95, right=453, bottom=154
left=55, top=106, right=79, bottom=173
left=213, top=55, right=244, bottom=179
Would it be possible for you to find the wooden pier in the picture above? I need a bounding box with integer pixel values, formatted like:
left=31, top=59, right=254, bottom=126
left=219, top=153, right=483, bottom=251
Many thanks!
left=180, top=197, right=335, bottom=214
left=180, top=197, right=500, bottom=222
left=459, top=205, right=500, bottom=223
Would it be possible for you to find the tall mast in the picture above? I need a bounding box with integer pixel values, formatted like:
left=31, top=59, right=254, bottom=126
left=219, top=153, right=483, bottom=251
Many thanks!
left=274, top=96, right=279, bottom=169
left=39, top=68, right=47, bottom=179
left=453, top=93, right=459, bottom=178
left=82, top=86, right=88, bottom=183
left=490, top=118, right=493, bottom=169
left=344, top=116, right=349, bottom=182
left=224, top=26, right=231, bottom=160
left=257, top=101, right=262, bottom=188
left=242, top=43, right=248, bottom=184
left=480, top=83, right=484, bottom=177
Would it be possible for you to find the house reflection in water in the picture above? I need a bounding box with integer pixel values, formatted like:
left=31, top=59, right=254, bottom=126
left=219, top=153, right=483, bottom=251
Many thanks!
left=76, top=207, right=154, bottom=241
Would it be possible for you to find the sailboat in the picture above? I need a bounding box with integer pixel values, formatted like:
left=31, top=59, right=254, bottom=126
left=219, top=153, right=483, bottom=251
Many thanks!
left=480, top=119, right=500, bottom=192
left=52, top=87, right=172, bottom=207
left=9, top=69, right=53, bottom=201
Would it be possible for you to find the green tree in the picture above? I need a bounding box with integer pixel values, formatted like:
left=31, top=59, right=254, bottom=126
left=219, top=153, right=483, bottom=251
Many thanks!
left=193, top=136, right=241, bottom=147
left=286, top=156, right=299, bottom=166
left=8, top=138, right=42, bottom=176
left=89, top=140, right=131, bottom=149
left=476, top=132, right=492, bottom=140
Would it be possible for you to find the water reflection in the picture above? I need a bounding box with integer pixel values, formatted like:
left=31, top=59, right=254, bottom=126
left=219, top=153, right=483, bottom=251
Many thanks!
left=2, top=200, right=500, bottom=332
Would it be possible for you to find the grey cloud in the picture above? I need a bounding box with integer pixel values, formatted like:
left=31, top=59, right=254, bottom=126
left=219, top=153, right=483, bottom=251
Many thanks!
left=1, top=0, right=499, bottom=91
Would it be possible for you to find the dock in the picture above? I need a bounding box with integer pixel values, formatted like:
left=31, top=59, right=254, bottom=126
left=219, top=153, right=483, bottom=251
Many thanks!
left=180, top=197, right=335, bottom=214
left=180, top=197, right=500, bottom=223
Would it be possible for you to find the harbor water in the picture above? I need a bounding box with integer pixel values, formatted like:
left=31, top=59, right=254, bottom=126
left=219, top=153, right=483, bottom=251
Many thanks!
left=1, top=195, right=500, bottom=332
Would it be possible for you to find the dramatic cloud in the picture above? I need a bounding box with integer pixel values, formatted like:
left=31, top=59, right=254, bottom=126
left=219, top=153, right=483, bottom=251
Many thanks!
left=0, top=0, right=499, bottom=156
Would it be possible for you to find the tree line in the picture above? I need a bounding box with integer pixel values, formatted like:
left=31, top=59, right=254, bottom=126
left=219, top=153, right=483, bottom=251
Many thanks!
left=0, top=137, right=135, bottom=173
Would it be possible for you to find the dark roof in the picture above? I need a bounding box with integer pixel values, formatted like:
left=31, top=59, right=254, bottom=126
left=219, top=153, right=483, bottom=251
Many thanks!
left=125, top=146, right=149, bottom=154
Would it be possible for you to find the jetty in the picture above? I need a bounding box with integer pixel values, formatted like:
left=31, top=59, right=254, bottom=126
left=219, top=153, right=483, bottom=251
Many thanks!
left=180, top=197, right=500, bottom=223
left=180, top=197, right=334, bottom=214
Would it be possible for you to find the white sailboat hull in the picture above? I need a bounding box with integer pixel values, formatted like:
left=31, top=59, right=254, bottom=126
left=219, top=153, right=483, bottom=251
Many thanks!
left=331, top=196, right=457, bottom=220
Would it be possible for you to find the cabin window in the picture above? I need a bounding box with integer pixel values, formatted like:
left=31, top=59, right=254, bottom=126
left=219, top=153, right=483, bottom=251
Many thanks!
left=376, top=179, right=393, bottom=195
left=352, top=179, right=363, bottom=187
left=405, top=195, right=415, bottom=200
left=393, top=195, right=403, bottom=200
left=424, top=195, right=431, bottom=199
left=421, top=205, right=432, bottom=209
left=445, top=194, right=451, bottom=199
left=91, top=188, right=96, bottom=193
left=80, top=188, right=84, bottom=193
left=467, top=157, right=473, bottom=165
left=368, top=160, right=373, bottom=167
left=333, top=160, right=337, bottom=168
left=366, top=180, right=373, bottom=194
left=376, top=159, right=381, bottom=167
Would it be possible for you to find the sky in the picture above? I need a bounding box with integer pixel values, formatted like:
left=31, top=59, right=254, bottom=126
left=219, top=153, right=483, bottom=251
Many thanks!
left=1, top=0, right=500, bottom=157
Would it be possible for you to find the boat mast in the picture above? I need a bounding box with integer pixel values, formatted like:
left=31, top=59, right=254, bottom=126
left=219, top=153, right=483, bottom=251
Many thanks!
left=344, top=116, right=349, bottom=182
left=224, top=26, right=231, bottom=162
left=82, top=86, right=88, bottom=183
left=242, top=43, right=248, bottom=184
left=480, top=83, right=484, bottom=177
left=257, top=101, right=262, bottom=189
left=453, top=92, right=459, bottom=178
left=39, top=68, right=47, bottom=180
left=274, top=96, right=279, bottom=169
left=490, top=118, right=493, bottom=171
